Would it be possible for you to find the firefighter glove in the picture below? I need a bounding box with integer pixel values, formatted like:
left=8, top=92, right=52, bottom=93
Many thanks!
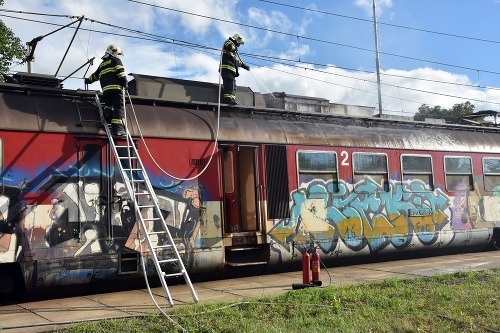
left=242, top=63, right=250, bottom=71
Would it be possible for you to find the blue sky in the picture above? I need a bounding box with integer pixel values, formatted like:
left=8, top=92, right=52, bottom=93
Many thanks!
left=2, top=0, right=500, bottom=117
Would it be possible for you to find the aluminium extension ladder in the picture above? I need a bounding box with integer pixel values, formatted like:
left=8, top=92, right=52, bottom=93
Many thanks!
left=93, top=93, right=199, bottom=306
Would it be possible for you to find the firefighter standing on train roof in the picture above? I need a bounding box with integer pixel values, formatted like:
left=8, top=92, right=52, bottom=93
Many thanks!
left=220, top=33, right=250, bottom=105
left=85, top=44, right=128, bottom=137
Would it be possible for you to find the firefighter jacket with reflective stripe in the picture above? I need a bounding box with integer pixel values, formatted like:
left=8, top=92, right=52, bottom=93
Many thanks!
left=220, top=38, right=243, bottom=77
left=87, top=55, right=127, bottom=94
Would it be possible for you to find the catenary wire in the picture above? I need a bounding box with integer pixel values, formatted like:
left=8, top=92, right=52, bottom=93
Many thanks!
left=256, top=0, right=500, bottom=45
left=76, top=11, right=500, bottom=108
left=5, top=6, right=500, bottom=90
left=9, top=9, right=500, bottom=95
left=0, top=9, right=492, bottom=98
left=245, top=54, right=500, bottom=108
left=3, top=9, right=498, bottom=94
left=247, top=52, right=500, bottom=92
left=2, top=10, right=499, bottom=113
left=72, top=8, right=500, bottom=95
left=125, top=0, right=500, bottom=76
left=0, top=12, right=488, bottom=113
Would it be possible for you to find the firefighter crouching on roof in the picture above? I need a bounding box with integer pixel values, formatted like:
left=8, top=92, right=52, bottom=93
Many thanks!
left=85, top=44, right=128, bottom=137
left=220, top=33, right=250, bottom=105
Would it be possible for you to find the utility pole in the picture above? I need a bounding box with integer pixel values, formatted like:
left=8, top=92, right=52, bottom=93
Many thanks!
left=372, top=0, right=383, bottom=116
left=26, top=44, right=32, bottom=73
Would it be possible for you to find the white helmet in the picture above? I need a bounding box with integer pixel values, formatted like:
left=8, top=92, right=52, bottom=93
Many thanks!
left=105, top=44, right=123, bottom=57
left=232, top=33, right=244, bottom=45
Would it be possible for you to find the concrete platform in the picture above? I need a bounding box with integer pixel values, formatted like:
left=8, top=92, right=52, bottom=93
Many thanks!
left=1, top=250, right=499, bottom=333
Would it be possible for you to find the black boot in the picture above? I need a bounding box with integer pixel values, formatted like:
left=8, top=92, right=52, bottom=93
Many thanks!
left=221, top=97, right=237, bottom=105
left=112, top=124, right=126, bottom=137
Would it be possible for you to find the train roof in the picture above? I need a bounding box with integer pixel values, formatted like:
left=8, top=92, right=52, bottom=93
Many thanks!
left=0, top=74, right=499, bottom=153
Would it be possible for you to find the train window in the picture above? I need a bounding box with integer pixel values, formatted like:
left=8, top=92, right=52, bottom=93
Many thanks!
left=223, top=150, right=234, bottom=194
left=297, top=151, right=338, bottom=192
left=483, top=158, right=500, bottom=192
left=353, top=153, right=389, bottom=192
left=444, top=156, right=473, bottom=191
left=401, top=155, right=434, bottom=191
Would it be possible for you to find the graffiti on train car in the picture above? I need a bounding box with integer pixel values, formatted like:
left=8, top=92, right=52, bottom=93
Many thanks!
left=269, top=177, right=498, bottom=254
left=0, top=170, right=219, bottom=264
left=0, top=186, right=23, bottom=263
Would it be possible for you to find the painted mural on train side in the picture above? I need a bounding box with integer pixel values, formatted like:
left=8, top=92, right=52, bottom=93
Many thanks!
left=1, top=163, right=499, bottom=268
left=268, top=177, right=500, bottom=255
left=0, top=157, right=216, bottom=266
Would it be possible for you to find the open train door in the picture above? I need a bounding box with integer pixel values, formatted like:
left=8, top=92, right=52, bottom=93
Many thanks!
left=221, top=144, right=269, bottom=267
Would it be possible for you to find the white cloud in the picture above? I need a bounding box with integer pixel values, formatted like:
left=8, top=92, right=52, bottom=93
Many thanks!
left=144, top=0, right=240, bottom=38
left=247, top=7, right=292, bottom=42
left=355, top=0, right=394, bottom=16
left=282, top=43, right=311, bottom=62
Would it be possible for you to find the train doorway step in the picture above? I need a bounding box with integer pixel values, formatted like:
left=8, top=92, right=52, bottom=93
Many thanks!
left=224, top=244, right=269, bottom=267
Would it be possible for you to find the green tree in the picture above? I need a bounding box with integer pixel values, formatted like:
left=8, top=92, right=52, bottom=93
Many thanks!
left=413, top=101, right=475, bottom=124
left=443, top=101, right=475, bottom=123
left=413, top=104, right=444, bottom=121
left=0, top=0, right=27, bottom=81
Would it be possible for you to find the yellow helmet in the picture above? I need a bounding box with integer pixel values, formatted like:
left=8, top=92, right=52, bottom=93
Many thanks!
left=232, top=33, right=244, bottom=45
left=105, top=44, right=123, bottom=57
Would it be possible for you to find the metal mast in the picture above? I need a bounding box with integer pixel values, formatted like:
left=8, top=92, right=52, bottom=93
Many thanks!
left=372, top=0, right=383, bottom=116
left=25, top=16, right=84, bottom=74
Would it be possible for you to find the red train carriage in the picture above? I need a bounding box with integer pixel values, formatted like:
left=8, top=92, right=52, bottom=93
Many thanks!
left=0, top=73, right=498, bottom=297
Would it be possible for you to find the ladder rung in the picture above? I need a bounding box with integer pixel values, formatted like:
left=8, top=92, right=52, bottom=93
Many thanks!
left=119, top=156, right=138, bottom=159
left=135, top=192, right=150, bottom=196
left=153, top=244, right=173, bottom=249
left=131, top=179, right=145, bottom=183
left=143, top=218, right=161, bottom=221
left=158, top=258, right=179, bottom=264
left=115, top=145, right=132, bottom=149
left=138, top=205, right=155, bottom=209
left=148, top=230, right=167, bottom=235
left=124, top=168, right=142, bottom=172
left=163, top=272, right=184, bottom=278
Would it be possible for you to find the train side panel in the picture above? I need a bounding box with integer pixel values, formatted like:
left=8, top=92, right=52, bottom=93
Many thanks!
left=267, top=145, right=500, bottom=264
left=0, top=81, right=499, bottom=296
left=0, top=133, right=225, bottom=294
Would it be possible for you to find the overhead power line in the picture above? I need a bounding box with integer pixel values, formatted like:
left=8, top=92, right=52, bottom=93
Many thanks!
left=2, top=7, right=499, bottom=112
left=125, top=0, right=500, bottom=77
left=0, top=8, right=70, bottom=18
left=256, top=0, right=500, bottom=45
left=4, top=5, right=500, bottom=79
left=4, top=10, right=491, bottom=96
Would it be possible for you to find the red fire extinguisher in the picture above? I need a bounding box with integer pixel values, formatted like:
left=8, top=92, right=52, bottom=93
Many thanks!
left=311, top=247, right=321, bottom=285
left=301, top=248, right=311, bottom=285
